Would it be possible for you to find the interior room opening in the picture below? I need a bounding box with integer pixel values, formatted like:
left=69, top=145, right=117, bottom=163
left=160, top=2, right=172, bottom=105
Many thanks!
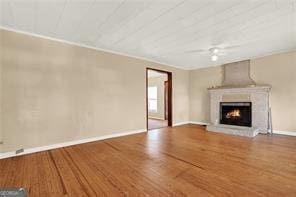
left=146, top=68, right=172, bottom=130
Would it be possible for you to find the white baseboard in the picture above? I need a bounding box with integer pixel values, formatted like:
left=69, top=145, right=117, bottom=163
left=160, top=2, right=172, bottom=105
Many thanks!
left=1, top=126, right=294, bottom=160
left=189, top=121, right=210, bottom=125
left=173, top=121, right=190, bottom=127
left=189, top=123, right=296, bottom=136
left=173, top=121, right=210, bottom=127
left=272, top=130, right=296, bottom=136
left=0, top=129, right=146, bottom=160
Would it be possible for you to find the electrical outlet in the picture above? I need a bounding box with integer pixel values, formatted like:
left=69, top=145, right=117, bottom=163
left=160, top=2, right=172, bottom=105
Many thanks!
left=16, top=148, right=24, bottom=154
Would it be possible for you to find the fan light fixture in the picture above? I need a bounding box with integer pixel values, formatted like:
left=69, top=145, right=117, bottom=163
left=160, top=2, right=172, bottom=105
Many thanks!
left=210, top=47, right=219, bottom=61
left=211, top=55, right=218, bottom=61
left=212, top=48, right=219, bottom=54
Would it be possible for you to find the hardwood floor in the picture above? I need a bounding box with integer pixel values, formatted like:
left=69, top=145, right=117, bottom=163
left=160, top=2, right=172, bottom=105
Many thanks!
left=0, top=124, right=296, bottom=196
left=148, top=118, right=168, bottom=130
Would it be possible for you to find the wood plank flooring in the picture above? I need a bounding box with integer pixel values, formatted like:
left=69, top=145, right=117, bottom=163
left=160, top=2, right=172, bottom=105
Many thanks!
left=0, top=124, right=296, bottom=196
left=148, top=118, right=168, bottom=130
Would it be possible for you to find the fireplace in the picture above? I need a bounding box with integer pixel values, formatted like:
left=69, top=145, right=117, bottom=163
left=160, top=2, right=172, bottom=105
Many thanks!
left=207, top=85, right=270, bottom=137
left=220, top=102, right=252, bottom=127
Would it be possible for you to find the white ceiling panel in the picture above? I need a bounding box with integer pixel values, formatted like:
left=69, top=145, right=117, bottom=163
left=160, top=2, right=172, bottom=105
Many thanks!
left=0, top=1, right=14, bottom=27
left=7, top=0, right=36, bottom=32
left=35, top=0, right=67, bottom=36
left=74, top=0, right=125, bottom=45
left=142, top=1, right=272, bottom=53
left=110, top=1, right=211, bottom=50
left=156, top=2, right=294, bottom=54
left=0, top=0, right=295, bottom=70
left=96, top=0, right=184, bottom=47
left=54, top=0, right=95, bottom=40
left=94, top=0, right=152, bottom=45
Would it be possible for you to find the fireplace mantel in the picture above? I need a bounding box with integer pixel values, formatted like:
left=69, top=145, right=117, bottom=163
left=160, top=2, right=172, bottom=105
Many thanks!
left=208, top=85, right=271, bottom=91
left=206, top=85, right=271, bottom=137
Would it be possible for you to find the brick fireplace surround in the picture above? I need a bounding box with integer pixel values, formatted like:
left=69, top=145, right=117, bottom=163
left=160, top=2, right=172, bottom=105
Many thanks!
left=206, top=85, right=271, bottom=137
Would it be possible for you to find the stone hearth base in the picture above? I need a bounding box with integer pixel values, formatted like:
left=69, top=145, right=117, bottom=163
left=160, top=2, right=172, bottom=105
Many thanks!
left=207, top=124, right=260, bottom=137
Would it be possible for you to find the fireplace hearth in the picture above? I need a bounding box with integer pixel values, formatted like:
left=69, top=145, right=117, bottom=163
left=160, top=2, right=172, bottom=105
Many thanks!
left=220, top=102, right=252, bottom=127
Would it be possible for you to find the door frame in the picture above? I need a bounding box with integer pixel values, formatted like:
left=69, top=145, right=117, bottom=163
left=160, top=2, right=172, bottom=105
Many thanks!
left=164, top=80, right=168, bottom=120
left=146, top=67, right=172, bottom=130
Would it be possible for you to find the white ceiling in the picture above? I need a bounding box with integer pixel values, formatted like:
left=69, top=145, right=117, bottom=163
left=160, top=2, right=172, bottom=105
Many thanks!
left=0, top=0, right=296, bottom=70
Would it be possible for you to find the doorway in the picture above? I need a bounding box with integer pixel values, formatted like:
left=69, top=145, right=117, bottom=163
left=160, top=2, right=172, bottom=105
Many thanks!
left=146, top=68, right=172, bottom=130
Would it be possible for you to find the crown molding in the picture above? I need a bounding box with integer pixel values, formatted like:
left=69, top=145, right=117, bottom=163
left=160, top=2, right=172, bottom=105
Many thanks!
left=0, top=26, right=189, bottom=71
left=1, top=26, right=295, bottom=71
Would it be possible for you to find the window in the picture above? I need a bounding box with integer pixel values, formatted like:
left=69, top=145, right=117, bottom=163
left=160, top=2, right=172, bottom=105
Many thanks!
left=148, top=86, right=157, bottom=112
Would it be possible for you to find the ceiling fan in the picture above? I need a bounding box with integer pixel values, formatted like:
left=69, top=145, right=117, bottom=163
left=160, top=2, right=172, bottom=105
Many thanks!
left=158, top=44, right=245, bottom=62
left=183, top=45, right=241, bottom=62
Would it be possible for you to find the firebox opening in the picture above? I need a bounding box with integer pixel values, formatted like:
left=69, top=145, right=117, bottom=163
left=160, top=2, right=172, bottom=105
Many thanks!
left=220, top=102, right=252, bottom=127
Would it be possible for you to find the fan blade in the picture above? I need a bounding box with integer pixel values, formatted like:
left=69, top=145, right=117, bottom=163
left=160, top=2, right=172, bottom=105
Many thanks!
left=160, top=48, right=208, bottom=56
left=223, top=45, right=241, bottom=50
left=219, top=52, right=228, bottom=56
left=219, top=41, right=255, bottom=51
left=185, top=49, right=208, bottom=53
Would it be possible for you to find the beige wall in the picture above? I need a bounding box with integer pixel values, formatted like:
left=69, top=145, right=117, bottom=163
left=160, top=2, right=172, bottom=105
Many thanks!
left=0, top=29, right=189, bottom=153
left=1, top=28, right=294, bottom=153
left=189, top=51, right=296, bottom=132
left=148, top=75, right=167, bottom=120
left=189, top=66, right=223, bottom=123
left=251, top=51, right=296, bottom=132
